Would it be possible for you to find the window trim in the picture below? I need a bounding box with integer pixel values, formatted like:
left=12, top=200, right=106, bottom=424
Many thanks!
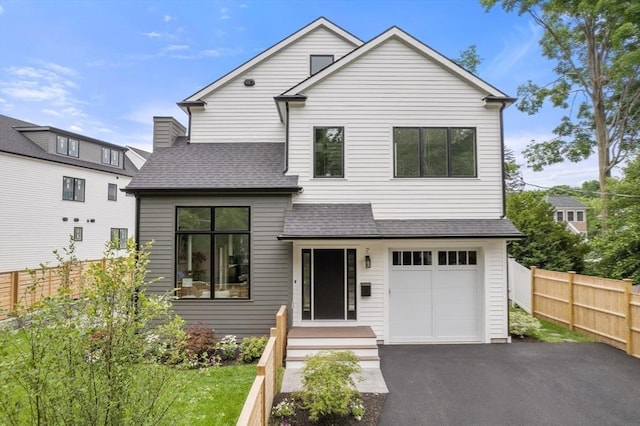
left=108, top=183, right=118, bottom=201
left=313, top=126, right=345, bottom=178
left=392, top=127, right=477, bottom=178
left=175, top=206, right=252, bottom=301
left=310, top=54, right=334, bottom=75
left=62, top=176, right=85, bottom=202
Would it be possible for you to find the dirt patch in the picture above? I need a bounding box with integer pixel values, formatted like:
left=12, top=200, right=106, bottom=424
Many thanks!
left=270, top=392, right=386, bottom=425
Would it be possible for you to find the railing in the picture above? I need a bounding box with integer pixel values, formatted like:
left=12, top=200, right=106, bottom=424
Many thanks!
left=237, top=305, right=288, bottom=426
left=0, top=260, right=103, bottom=320
left=529, top=267, right=640, bottom=359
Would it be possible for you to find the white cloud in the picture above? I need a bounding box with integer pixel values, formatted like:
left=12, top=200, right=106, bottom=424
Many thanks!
left=41, top=61, right=77, bottom=77
left=69, top=125, right=83, bottom=132
left=220, top=14, right=230, bottom=20
left=165, top=44, right=189, bottom=51
left=0, top=5, right=4, bottom=15
left=141, top=31, right=161, bottom=38
left=124, top=102, right=186, bottom=126
left=163, top=15, right=175, bottom=22
left=484, top=20, right=542, bottom=82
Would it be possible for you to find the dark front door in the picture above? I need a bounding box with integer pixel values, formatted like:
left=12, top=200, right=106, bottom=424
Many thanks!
left=313, top=249, right=345, bottom=320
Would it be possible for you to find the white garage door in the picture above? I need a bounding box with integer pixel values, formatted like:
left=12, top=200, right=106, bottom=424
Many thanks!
left=389, top=249, right=481, bottom=343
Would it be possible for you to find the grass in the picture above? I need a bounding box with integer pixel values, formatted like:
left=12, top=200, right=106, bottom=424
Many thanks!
left=509, top=306, right=594, bottom=342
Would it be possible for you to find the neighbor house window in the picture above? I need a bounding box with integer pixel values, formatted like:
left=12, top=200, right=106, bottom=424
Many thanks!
left=102, top=147, right=120, bottom=166
left=314, top=127, right=344, bottom=178
left=556, top=211, right=564, bottom=222
left=110, top=228, right=128, bottom=249
left=108, top=183, right=117, bottom=201
left=176, top=207, right=250, bottom=300
left=567, top=211, right=575, bottom=221
left=62, top=176, right=85, bottom=202
left=73, top=227, right=83, bottom=241
left=56, top=136, right=79, bottom=157
left=310, top=55, right=334, bottom=75
left=393, top=127, right=476, bottom=177
left=577, top=211, right=584, bottom=221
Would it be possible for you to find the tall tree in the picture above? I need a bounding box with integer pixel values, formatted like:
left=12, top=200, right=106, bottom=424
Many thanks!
left=454, top=44, right=482, bottom=74
left=504, top=147, right=525, bottom=192
left=482, top=0, right=640, bottom=228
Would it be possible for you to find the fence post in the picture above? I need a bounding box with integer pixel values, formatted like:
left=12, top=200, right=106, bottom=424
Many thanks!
left=568, top=271, right=576, bottom=330
left=624, top=279, right=633, bottom=355
left=530, top=266, right=537, bottom=316
left=10, top=271, right=19, bottom=311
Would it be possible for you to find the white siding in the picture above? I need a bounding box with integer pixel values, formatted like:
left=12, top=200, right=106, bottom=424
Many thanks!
left=0, top=153, right=136, bottom=272
left=484, top=240, right=508, bottom=341
left=190, top=27, right=356, bottom=144
left=287, top=38, right=504, bottom=219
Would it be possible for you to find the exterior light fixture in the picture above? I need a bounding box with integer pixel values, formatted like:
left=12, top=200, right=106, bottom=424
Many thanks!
left=365, top=255, right=371, bottom=269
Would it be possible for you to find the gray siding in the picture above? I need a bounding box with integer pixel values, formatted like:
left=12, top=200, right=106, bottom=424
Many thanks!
left=153, top=117, right=186, bottom=149
left=139, top=194, right=292, bottom=338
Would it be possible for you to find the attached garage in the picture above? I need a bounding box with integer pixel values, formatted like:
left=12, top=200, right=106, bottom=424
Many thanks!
left=389, top=249, right=481, bottom=343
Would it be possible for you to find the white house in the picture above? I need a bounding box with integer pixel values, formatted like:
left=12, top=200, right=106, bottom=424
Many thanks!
left=0, top=114, right=148, bottom=272
left=126, top=18, right=522, bottom=347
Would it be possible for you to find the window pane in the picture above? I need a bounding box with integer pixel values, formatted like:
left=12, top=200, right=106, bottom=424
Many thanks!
left=347, top=249, right=356, bottom=319
left=102, top=147, right=110, bottom=164
left=73, top=227, right=83, bottom=241
left=108, top=183, right=117, bottom=201
left=214, top=234, right=249, bottom=299
left=215, top=207, right=249, bottom=230
left=412, top=251, right=422, bottom=265
left=577, top=211, right=584, bottom=221
left=459, top=251, right=467, bottom=265
left=314, top=127, right=344, bottom=177
left=74, top=179, right=84, bottom=202
left=392, top=251, right=401, bottom=266
left=68, top=139, right=79, bottom=157
left=567, top=211, right=574, bottom=221
left=310, top=55, right=333, bottom=75
left=438, top=251, right=447, bottom=265
left=423, top=128, right=448, bottom=176
left=393, top=128, right=420, bottom=177
left=468, top=251, right=477, bottom=265
left=63, top=177, right=74, bottom=200
left=110, top=151, right=119, bottom=166
left=119, top=229, right=128, bottom=249
left=302, top=250, right=311, bottom=320
left=450, top=128, right=475, bottom=176
left=423, top=251, right=432, bottom=265
left=57, top=136, right=68, bottom=155
left=556, top=211, right=564, bottom=222
left=177, top=207, right=211, bottom=230
left=448, top=251, right=457, bottom=265
left=177, top=234, right=212, bottom=299
left=402, top=251, right=412, bottom=265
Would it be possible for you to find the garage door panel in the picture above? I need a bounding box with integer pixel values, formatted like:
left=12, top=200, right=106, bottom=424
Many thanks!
left=389, top=270, right=433, bottom=342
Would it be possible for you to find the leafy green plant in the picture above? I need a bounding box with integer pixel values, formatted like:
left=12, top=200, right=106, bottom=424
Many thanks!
left=271, top=398, right=296, bottom=422
left=217, top=334, right=239, bottom=361
left=0, top=239, right=187, bottom=425
left=299, top=350, right=363, bottom=422
left=509, top=308, right=542, bottom=338
left=240, top=336, right=268, bottom=363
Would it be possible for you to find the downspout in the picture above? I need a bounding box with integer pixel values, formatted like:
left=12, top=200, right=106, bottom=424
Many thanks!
left=134, top=195, right=141, bottom=251
left=499, top=100, right=508, bottom=219
left=283, top=101, right=290, bottom=174
left=186, top=106, right=192, bottom=142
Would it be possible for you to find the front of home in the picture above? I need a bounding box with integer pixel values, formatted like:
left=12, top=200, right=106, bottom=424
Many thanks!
left=126, top=18, right=522, bottom=344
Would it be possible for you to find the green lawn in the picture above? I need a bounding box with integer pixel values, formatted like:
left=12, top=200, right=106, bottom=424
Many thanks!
left=509, top=306, right=594, bottom=342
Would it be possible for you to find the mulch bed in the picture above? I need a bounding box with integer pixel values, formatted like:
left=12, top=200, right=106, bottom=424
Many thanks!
left=270, top=392, right=387, bottom=426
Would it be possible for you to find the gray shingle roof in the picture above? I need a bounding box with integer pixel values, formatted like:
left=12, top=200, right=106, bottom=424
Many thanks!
left=125, top=140, right=300, bottom=192
left=546, top=195, right=587, bottom=209
left=280, top=203, right=524, bottom=239
left=0, top=114, right=137, bottom=176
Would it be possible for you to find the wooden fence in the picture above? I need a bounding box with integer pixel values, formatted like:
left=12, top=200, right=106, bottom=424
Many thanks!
left=0, top=260, right=102, bottom=320
left=531, top=267, right=640, bottom=359
left=237, top=305, right=288, bottom=426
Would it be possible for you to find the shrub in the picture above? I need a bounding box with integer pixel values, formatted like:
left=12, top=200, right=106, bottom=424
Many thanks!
left=185, top=323, right=216, bottom=358
left=271, top=398, right=296, bottom=422
left=299, top=350, right=364, bottom=422
left=510, top=309, right=542, bottom=337
left=217, top=334, right=239, bottom=361
left=240, top=336, right=268, bottom=363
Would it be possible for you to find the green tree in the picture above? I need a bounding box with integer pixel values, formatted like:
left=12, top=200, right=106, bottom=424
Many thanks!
left=507, top=191, right=588, bottom=271
left=504, top=147, right=525, bottom=192
left=482, top=0, right=640, bottom=228
left=454, top=44, right=482, bottom=74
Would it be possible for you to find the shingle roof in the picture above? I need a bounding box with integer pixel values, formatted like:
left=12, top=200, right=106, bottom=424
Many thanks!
left=0, top=114, right=137, bottom=176
left=125, top=140, right=300, bottom=192
left=546, top=195, right=587, bottom=209
left=279, top=203, right=524, bottom=239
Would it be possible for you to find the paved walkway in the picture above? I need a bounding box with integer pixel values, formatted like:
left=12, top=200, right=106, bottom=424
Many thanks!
left=379, top=343, right=640, bottom=426
left=281, top=367, right=388, bottom=393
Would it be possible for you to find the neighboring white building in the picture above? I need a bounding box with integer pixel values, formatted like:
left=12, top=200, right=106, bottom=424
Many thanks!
left=0, top=114, right=147, bottom=272
left=546, top=195, right=588, bottom=236
left=127, top=18, right=523, bottom=344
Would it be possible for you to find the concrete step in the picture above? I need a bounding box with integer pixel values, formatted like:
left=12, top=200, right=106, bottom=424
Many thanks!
left=286, top=355, right=380, bottom=369
left=287, top=337, right=378, bottom=347
left=287, top=344, right=380, bottom=358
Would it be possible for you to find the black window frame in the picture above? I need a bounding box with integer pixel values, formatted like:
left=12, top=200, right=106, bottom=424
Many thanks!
left=310, top=54, right=334, bottom=75
left=556, top=211, right=564, bottom=222
left=107, top=183, right=118, bottom=201
left=110, top=228, right=128, bottom=249
left=393, top=127, right=477, bottom=178
left=62, top=176, right=85, bottom=202
left=56, top=135, right=79, bottom=158
left=73, top=227, right=83, bottom=242
left=175, top=206, right=251, bottom=300
left=577, top=211, right=584, bottom=222
left=101, top=147, right=120, bottom=166
left=313, top=126, right=344, bottom=178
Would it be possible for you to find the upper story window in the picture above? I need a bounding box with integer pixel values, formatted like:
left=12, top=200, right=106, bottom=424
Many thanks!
left=56, top=136, right=79, bottom=158
left=314, top=127, right=344, bottom=178
left=110, top=228, right=128, bottom=249
left=393, top=127, right=476, bottom=177
left=102, top=147, right=120, bottom=166
left=556, top=211, right=564, bottom=222
left=108, top=183, right=118, bottom=201
left=310, top=55, right=334, bottom=75
left=175, top=207, right=251, bottom=300
left=567, top=211, right=575, bottom=221
left=62, top=176, right=85, bottom=202
left=576, top=211, right=584, bottom=222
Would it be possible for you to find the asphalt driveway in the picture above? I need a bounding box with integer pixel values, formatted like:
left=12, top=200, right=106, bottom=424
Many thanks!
left=379, top=343, right=640, bottom=425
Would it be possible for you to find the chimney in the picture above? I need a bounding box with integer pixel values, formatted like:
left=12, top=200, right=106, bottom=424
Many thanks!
left=153, top=116, right=186, bottom=149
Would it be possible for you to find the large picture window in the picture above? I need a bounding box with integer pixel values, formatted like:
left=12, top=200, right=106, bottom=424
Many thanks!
left=314, top=127, right=344, bottom=178
left=176, top=207, right=250, bottom=300
left=393, top=127, right=476, bottom=177
left=62, top=176, right=85, bottom=202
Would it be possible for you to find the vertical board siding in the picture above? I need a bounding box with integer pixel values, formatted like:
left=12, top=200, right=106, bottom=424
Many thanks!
left=287, top=38, right=504, bottom=219
left=190, top=27, right=356, bottom=144
left=138, top=195, right=291, bottom=338
left=0, top=153, right=135, bottom=272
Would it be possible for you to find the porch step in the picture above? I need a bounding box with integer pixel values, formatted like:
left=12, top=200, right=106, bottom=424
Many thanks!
left=285, top=326, right=380, bottom=369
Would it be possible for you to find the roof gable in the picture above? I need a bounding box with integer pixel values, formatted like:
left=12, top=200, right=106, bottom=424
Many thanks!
left=281, top=26, right=511, bottom=99
left=546, top=195, right=588, bottom=209
left=181, top=17, right=362, bottom=106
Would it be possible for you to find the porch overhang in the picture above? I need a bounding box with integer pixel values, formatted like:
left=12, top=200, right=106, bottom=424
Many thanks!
left=278, top=203, right=524, bottom=240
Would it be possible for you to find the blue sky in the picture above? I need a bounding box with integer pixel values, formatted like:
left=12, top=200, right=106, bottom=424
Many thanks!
left=0, top=0, right=598, bottom=187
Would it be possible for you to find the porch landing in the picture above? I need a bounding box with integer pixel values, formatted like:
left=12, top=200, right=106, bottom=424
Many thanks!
left=288, top=326, right=376, bottom=339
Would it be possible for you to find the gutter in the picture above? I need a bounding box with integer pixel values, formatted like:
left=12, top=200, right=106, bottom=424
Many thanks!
left=284, top=101, right=290, bottom=173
